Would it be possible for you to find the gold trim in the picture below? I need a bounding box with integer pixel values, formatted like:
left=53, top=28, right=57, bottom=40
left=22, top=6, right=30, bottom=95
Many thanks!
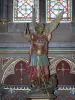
left=0, top=50, right=29, bottom=53
left=2, top=58, right=28, bottom=83
left=48, top=50, right=75, bottom=52
left=50, top=57, right=75, bottom=75
left=0, top=50, right=75, bottom=53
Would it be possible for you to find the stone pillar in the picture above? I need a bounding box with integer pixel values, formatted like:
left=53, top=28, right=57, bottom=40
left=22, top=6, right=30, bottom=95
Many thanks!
left=0, top=88, right=4, bottom=100
left=0, top=0, right=8, bottom=23
left=0, top=0, right=3, bottom=20
left=2, top=0, right=7, bottom=20
left=72, top=0, right=75, bottom=21
left=39, top=0, right=46, bottom=23
left=0, top=0, right=8, bottom=32
left=0, top=94, right=4, bottom=100
left=0, top=94, right=1, bottom=100
left=7, top=0, right=13, bottom=22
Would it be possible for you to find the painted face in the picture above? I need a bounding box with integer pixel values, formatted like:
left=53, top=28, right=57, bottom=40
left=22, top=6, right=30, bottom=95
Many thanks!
left=35, top=23, right=44, bottom=35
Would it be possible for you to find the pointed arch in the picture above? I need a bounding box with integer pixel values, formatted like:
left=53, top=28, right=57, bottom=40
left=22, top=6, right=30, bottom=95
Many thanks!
left=1, top=58, right=28, bottom=83
left=50, top=57, right=75, bottom=75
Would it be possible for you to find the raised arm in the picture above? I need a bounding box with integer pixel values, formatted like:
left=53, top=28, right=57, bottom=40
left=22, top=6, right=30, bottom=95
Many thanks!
left=44, top=10, right=64, bottom=37
left=49, top=10, right=64, bottom=33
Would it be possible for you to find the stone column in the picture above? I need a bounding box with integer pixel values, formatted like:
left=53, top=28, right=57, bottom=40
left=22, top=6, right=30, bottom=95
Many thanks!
left=0, top=0, right=8, bottom=23
left=2, top=0, right=7, bottom=20
left=39, top=0, right=46, bottom=23
left=72, top=0, right=75, bottom=21
left=0, top=88, right=4, bottom=100
left=0, top=0, right=3, bottom=20
left=0, top=94, right=1, bottom=100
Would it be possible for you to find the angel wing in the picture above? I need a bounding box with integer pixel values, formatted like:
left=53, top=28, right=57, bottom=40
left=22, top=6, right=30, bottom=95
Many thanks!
left=44, top=10, right=64, bottom=35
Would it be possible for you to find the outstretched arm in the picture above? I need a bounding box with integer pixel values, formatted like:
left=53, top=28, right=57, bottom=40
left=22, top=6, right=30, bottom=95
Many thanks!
left=50, top=10, right=64, bottom=33
left=44, top=10, right=64, bottom=36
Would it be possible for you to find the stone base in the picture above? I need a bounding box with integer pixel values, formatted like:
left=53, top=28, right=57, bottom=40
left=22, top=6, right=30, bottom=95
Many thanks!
left=29, top=93, right=56, bottom=100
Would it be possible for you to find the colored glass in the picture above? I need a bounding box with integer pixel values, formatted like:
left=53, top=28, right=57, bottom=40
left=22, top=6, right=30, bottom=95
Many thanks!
left=46, top=0, right=72, bottom=23
left=13, top=0, right=39, bottom=22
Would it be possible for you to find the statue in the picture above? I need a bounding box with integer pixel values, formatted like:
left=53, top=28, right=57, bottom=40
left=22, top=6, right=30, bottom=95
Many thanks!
left=23, top=7, right=64, bottom=85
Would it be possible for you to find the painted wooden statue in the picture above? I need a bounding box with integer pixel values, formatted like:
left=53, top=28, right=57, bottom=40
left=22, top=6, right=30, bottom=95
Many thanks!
left=24, top=8, right=64, bottom=84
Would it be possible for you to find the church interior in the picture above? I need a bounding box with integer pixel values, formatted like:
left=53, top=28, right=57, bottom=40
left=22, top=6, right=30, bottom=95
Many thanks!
left=0, top=0, right=75, bottom=100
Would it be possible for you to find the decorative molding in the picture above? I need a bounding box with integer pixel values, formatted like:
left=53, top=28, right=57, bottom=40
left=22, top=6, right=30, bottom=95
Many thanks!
left=72, top=56, right=75, bottom=60
left=48, top=57, right=55, bottom=62
left=0, top=42, right=75, bottom=47
left=1, top=57, right=13, bottom=70
left=55, top=85, right=75, bottom=96
left=0, top=50, right=29, bottom=53
left=1, top=58, right=28, bottom=83
left=50, top=57, right=75, bottom=75
left=0, top=50, right=75, bottom=53
left=4, top=85, right=31, bottom=91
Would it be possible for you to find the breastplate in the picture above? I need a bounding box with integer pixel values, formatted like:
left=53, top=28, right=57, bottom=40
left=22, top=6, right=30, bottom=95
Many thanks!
left=33, top=42, right=46, bottom=55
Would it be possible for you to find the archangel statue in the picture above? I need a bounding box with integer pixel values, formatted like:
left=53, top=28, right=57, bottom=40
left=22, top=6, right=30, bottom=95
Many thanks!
left=23, top=7, right=64, bottom=85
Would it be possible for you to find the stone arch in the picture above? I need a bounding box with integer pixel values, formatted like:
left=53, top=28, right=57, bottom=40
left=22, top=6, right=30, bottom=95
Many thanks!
left=50, top=57, right=75, bottom=75
left=1, top=58, right=28, bottom=83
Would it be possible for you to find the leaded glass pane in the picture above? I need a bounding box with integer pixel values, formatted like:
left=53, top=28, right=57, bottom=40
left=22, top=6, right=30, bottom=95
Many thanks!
left=46, top=0, right=72, bottom=23
left=13, top=0, right=39, bottom=22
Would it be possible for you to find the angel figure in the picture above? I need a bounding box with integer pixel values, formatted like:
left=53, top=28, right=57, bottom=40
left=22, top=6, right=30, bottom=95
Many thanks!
left=23, top=8, right=64, bottom=84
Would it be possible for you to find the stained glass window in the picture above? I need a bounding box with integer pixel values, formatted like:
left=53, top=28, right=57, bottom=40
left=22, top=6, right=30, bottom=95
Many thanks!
left=46, top=0, right=72, bottom=23
left=13, top=0, right=39, bottom=22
